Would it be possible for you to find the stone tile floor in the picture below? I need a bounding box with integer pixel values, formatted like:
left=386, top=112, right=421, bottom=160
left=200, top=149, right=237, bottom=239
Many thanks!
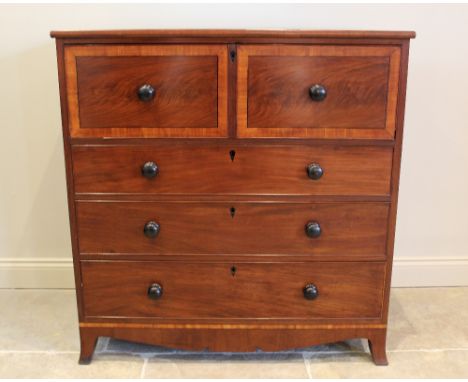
left=0, top=287, right=467, bottom=378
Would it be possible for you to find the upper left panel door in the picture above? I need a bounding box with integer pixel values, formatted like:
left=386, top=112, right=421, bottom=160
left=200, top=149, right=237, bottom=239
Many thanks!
left=64, top=45, right=228, bottom=138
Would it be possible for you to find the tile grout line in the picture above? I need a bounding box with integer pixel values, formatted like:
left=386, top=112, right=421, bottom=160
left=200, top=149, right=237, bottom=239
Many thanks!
left=140, top=357, right=148, bottom=379
left=0, top=350, right=80, bottom=354
left=103, top=337, right=110, bottom=352
left=302, top=353, right=313, bottom=379
left=388, top=347, right=468, bottom=353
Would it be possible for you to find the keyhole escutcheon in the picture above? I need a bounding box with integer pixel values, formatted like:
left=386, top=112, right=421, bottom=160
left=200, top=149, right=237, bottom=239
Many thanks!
left=230, top=50, right=236, bottom=62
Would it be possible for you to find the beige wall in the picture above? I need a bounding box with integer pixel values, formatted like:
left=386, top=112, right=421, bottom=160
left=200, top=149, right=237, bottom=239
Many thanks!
left=1, top=4, right=467, bottom=287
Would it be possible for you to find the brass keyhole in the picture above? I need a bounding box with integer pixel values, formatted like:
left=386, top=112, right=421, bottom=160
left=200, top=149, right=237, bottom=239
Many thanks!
left=230, top=207, right=236, bottom=218
left=229, top=150, right=236, bottom=162
left=230, top=266, right=237, bottom=276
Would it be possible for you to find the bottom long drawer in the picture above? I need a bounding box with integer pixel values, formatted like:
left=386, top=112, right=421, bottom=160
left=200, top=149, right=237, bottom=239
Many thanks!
left=81, top=261, right=386, bottom=320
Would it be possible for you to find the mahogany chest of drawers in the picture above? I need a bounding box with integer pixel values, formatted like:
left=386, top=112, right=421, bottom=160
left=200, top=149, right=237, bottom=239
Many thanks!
left=51, top=29, right=414, bottom=365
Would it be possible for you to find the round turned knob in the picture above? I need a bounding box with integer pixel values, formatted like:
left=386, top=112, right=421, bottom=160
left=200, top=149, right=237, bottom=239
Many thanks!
left=309, top=84, right=327, bottom=102
left=305, top=221, right=321, bottom=238
left=144, top=221, right=160, bottom=238
left=141, top=162, right=159, bottom=179
left=306, top=163, right=323, bottom=180
left=137, top=84, right=156, bottom=102
left=303, top=283, right=319, bottom=300
left=147, top=283, right=163, bottom=300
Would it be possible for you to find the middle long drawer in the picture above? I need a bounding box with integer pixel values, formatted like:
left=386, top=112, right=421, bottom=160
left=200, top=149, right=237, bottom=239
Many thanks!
left=76, top=201, right=389, bottom=257
left=72, top=145, right=393, bottom=196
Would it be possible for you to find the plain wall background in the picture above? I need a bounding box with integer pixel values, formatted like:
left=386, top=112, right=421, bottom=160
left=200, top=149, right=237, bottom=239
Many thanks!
left=1, top=4, right=467, bottom=287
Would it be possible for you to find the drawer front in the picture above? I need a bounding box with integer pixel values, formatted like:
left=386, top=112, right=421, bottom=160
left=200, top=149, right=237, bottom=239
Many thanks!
left=76, top=202, right=389, bottom=257
left=72, top=145, right=393, bottom=196
left=81, top=260, right=385, bottom=319
left=64, top=45, right=228, bottom=138
left=237, top=45, right=400, bottom=139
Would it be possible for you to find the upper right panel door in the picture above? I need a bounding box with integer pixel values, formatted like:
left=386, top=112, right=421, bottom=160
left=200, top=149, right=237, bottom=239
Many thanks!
left=237, top=45, right=400, bottom=139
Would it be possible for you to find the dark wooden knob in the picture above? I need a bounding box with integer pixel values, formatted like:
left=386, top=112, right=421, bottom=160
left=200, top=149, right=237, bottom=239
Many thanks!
left=307, top=163, right=323, bottom=180
left=309, top=84, right=327, bottom=101
left=137, top=84, right=155, bottom=102
left=144, top=221, right=160, bottom=238
left=147, top=283, right=163, bottom=300
left=303, top=283, right=319, bottom=300
left=141, top=161, right=159, bottom=179
left=305, top=221, right=321, bottom=238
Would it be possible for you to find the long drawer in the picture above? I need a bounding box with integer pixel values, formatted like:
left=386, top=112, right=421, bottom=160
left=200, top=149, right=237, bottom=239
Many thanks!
left=72, top=145, right=393, bottom=196
left=81, top=260, right=386, bottom=319
left=76, top=201, right=389, bottom=257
